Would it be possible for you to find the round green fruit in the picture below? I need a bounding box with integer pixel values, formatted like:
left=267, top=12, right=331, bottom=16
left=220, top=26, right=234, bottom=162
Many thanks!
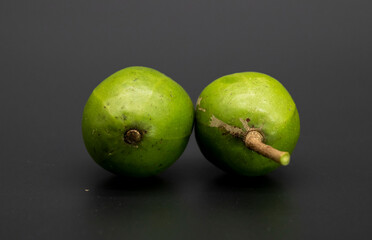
left=195, top=72, right=300, bottom=176
left=82, top=66, right=194, bottom=177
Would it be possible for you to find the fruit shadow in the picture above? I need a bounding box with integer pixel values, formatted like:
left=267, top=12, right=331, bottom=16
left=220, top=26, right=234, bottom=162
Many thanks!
left=210, top=173, right=281, bottom=190
left=95, top=175, right=171, bottom=194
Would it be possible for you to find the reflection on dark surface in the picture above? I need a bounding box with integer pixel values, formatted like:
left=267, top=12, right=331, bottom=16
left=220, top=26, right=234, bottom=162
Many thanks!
left=197, top=174, right=297, bottom=239
left=84, top=175, right=180, bottom=240
left=82, top=161, right=299, bottom=240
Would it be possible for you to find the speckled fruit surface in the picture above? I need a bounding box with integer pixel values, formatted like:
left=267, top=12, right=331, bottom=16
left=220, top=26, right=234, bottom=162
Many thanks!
left=195, top=72, right=300, bottom=176
left=82, top=66, right=194, bottom=177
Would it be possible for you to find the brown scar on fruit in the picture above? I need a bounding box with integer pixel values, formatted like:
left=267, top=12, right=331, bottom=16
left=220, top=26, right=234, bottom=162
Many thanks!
left=196, top=97, right=202, bottom=106
left=239, top=118, right=250, bottom=131
left=209, top=115, right=245, bottom=138
left=196, top=97, right=206, bottom=112
left=210, top=115, right=265, bottom=141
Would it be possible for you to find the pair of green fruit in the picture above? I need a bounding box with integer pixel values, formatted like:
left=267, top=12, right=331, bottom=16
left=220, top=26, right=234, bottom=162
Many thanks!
left=82, top=66, right=300, bottom=177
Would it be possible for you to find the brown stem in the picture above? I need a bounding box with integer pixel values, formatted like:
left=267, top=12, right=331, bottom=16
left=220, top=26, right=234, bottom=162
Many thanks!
left=244, top=130, right=290, bottom=166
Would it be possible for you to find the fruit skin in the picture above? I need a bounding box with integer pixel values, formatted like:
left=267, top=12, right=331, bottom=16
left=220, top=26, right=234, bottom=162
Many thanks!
left=82, top=66, right=194, bottom=177
left=195, top=72, right=300, bottom=176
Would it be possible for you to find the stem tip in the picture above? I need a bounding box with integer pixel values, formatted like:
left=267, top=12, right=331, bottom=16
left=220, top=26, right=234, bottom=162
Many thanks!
left=280, top=152, right=290, bottom=166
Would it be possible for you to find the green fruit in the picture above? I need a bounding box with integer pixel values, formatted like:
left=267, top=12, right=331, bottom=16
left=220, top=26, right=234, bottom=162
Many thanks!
left=195, top=72, right=300, bottom=176
left=82, top=66, right=194, bottom=177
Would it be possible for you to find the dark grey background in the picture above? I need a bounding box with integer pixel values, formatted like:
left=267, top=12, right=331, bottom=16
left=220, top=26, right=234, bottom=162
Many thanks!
left=1, top=0, right=371, bottom=239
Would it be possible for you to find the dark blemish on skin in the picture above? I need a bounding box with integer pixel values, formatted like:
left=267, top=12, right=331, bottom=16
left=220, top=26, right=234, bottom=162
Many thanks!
left=107, top=102, right=110, bottom=106
left=246, top=118, right=250, bottom=122
left=122, top=115, right=127, bottom=120
left=133, top=78, right=138, bottom=82
left=104, top=106, right=106, bottom=108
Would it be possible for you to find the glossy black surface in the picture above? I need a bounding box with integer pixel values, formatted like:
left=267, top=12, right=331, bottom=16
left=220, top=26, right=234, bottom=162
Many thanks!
left=1, top=1, right=371, bottom=239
